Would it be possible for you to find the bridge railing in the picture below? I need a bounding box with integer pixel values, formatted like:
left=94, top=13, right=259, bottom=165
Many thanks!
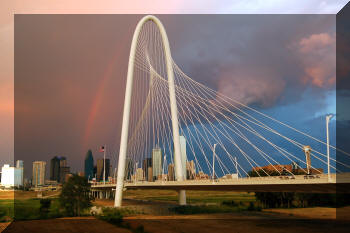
left=91, top=173, right=342, bottom=188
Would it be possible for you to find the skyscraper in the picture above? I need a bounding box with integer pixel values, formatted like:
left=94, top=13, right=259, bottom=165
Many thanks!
left=125, top=158, right=134, bottom=181
left=16, top=160, right=24, bottom=186
left=50, top=156, right=60, bottom=181
left=136, top=168, right=144, bottom=181
left=1, top=163, right=23, bottom=188
left=50, top=156, right=67, bottom=183
left=84, top=150, right=94, bottom=180
left=142, top=158, right=152, bottom=181
left=59, top=166, right=70, bottom=183
left=186, top=160, right=196, bottom=180
left=16, top=160, right=24, bottom=168
left=168, top=163, right=175, bottom=181
left=96, top=158, right=110, bottom=181
left=32, top=161, right=46, bottom=187
left=152, top=146, right=162, bottom=180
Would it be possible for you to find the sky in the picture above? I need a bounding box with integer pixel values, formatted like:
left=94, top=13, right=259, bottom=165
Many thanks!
left=1, top=0, right=349, bottom=179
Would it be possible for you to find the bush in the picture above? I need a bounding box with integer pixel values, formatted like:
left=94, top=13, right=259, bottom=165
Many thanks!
left=247, top=202, right=261, bottom=211
left=98, top=207, right=124, bottom=225
left=39, top=199, right=51, bottom=219
left=222, top=200, right=238, bottom=207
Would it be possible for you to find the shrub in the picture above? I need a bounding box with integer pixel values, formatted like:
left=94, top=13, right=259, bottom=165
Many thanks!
left=39, top=199, right=51, bottom=219
left=98, top=207, right=124, bottom=225
left=222, top=200, right=238, bottom=207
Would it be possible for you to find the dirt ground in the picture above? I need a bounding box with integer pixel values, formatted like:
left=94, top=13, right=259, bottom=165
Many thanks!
left=0, top=190, right=60, bottom=200
left=264, top=206, right=350, bottom=221
left=125, top=218, right=350, bottom=233
left=3, top=214, right=350, bottom=233
left=0, top=192, right=13, bottom=200
left=2, top=217, right=131, bottom=233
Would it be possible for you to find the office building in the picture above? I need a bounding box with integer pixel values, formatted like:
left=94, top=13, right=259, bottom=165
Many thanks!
left=96, top=158, right=110, bottom=181
left=16, top=160, right=24, bottom=168
left=59, top=166, right=70, bottom=183
left=16, top=160, right=24, bottom=186
left=195, top=171, right=210, bottom=180
left=50, top=156, right=67, bottom=183
left=254, top=163, right=323, bottom=175
left=186, top=160, right=196, bottom=180
left=136, top=168, right=144, bottom=181
left=50, top=157, right=60, bottom=181
left=1, top=163, right=23, bottom=188
left=125, top=158, right=134, bottom=181
left=33, top=161, right=46, bottom=187
left=168, top=163, right=175, bottom=181
left=84, top=150, right=94, bottom=180
left=147, top=167, right=153, bottom=182
left=142, top=158, right=152, bottom=181
left=152, top=146, right=162, bottom=180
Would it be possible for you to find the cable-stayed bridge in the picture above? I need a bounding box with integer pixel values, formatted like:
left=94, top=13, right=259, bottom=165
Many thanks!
left=91, top=15, right=350, bottom=207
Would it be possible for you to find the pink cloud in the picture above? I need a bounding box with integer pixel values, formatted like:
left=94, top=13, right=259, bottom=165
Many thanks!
left=299, top=33, right=334, bottom=53
left=296, top=33, right=336, bottom=88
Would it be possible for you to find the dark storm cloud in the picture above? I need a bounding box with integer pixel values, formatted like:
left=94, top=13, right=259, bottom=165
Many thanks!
left=164, top=15, right=335, bottom=108
left=15, top=15, right=337, bottom=178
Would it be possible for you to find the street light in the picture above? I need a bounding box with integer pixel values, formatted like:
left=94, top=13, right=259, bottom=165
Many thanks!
left=326, top=114, right=333, bottom=182
left=212, top=144, right=217, bottom=182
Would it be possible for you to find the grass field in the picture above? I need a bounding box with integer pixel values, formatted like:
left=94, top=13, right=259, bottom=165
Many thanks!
left=123, top=189, right=255, bottom=204
left=0, top=191, right=63, bottom=222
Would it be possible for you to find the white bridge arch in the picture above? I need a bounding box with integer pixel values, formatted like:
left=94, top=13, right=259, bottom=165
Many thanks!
left=114, top=15, right=186, bottom=207
left=101, top=15, right=350, bottom=208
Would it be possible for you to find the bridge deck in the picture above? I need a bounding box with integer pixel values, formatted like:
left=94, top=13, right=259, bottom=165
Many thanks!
left=91, top=173, right=350, bottom=193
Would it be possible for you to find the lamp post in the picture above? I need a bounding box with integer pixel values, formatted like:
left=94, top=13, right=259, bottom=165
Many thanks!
left=326, top=114, right=333, bottom=182
left=212, top=144, right=217, bottom=183
left=103, top=145, right=106, bottom=185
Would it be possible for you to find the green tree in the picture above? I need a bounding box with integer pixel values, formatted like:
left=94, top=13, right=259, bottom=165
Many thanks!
left=39, top=199, right=51, bottom=219
left=59, top=174, right=93, bottom=216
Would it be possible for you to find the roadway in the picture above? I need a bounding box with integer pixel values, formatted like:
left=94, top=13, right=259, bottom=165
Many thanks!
left=91, top=173, right=350, bottom=194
